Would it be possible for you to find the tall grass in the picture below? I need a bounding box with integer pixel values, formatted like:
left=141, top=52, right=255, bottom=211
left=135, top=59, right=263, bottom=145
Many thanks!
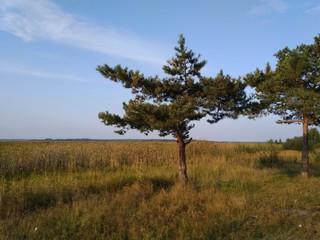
left=0, top=141, right=320, bottom=239
left=0, top=141, right=176, bottom=179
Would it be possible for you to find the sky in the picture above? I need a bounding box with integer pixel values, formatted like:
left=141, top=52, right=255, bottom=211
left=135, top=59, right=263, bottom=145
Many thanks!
left=0, top=0, right=320, bottom=141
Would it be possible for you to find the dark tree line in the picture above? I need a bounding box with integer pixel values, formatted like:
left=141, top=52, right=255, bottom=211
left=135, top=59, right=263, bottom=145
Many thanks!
left=281, top=128, right=320, bottom=151
left=97, top=34, right=320, bottom=183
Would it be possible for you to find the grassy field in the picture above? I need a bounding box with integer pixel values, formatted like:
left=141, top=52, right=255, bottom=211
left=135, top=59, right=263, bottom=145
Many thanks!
left=0, top=141, right=320, bottom=239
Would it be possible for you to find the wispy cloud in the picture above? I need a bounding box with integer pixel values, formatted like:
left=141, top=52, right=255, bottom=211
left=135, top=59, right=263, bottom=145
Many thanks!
left=306, top=5, right=320, bottom=14
left=0, top=61, right=86, bottom=82
left=248, top=0, right=288, bottom=16
left=0, top=0, right=167, bottom=64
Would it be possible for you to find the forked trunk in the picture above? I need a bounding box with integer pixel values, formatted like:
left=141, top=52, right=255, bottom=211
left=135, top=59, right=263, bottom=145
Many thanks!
left=301, top=118, right=309, bottom=177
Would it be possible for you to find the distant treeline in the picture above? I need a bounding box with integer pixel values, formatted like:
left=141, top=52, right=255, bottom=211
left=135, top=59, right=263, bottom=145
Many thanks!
left=269, top=128, right=320, bottom=151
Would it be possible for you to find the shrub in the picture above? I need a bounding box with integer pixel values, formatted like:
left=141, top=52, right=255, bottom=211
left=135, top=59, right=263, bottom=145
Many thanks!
left=282, top=128, right=320, bottom=151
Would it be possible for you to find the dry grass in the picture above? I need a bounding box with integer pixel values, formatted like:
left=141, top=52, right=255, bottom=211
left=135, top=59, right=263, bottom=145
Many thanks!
left=0, top=141, right=320, bottom=239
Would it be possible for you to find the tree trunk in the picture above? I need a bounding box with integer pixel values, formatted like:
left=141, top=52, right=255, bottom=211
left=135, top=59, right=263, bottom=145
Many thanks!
left=175, top=130, right=190, bottom=185
left=301, top=118, right=309, bottom=178
left=177, top=138, right=188, bottom=184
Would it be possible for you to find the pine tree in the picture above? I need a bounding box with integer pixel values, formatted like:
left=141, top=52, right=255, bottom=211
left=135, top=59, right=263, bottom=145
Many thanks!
left=245, top=35, right=320, bottom=177
left=97, top=34, right=248, bottom=184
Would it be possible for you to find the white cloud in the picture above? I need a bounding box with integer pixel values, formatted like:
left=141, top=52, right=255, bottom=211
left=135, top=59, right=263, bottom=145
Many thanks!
left=248, top=0, right=288, bottom=16
left=0, top=61, right=86, bottom=82
left=0, top=0, right=167, bottom=64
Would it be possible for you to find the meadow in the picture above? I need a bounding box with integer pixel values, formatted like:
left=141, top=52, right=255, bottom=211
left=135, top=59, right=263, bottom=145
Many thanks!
left=0, top=140, right=320, bottom=239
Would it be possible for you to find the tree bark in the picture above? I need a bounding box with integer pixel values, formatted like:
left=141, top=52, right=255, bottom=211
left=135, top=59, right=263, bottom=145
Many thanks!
left=177, top=139, right=188, bottom=184
left=301, top=118, right=309, bottom=177
left=175, top=130, right=191, bottom=185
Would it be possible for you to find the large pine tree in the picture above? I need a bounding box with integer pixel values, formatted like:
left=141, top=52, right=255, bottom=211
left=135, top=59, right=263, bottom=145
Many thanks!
left=245, top=35, right=320, bottom=177
left=97, top=34, right=248, bottom=184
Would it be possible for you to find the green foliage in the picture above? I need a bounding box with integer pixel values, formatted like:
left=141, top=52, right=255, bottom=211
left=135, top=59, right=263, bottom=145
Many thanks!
left=283, top=128, right=320, bottom=151
left=245, top=34, right=320, bottom=124
left=309, top=127, right=320, bottom=148
left=245, top=34, right=320, bottom=176
left=267, top=139, right=282, bottom=144
left=203, top=71, right=249, bottom=123
left=97, top=34, right=249, bottom=140
left=97, top=34, right=207, bottom=140
left=283, top=136, right=303, bottom=151
left=97, top=34, right=250, bottom=184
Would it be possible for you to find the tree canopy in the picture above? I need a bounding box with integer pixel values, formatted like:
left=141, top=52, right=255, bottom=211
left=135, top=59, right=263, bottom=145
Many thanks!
left=245, top=35, right=320, bottom=124
left=97, top=35, right=206, bottom=141
left=97, top=34, right=249, bottom=184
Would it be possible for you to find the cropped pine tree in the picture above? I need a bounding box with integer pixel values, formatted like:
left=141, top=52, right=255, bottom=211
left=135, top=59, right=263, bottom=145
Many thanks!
left=97, top=34, right=248, bottom=184
left=245, top=35, right=320, bottom=177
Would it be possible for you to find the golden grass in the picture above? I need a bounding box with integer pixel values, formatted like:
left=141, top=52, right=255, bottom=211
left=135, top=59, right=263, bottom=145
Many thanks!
left=0, top=141, right=320, bottom=239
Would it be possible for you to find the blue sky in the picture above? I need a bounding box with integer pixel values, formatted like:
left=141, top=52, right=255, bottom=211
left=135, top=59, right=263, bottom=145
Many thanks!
left=0, top=0, right=319, bottom=141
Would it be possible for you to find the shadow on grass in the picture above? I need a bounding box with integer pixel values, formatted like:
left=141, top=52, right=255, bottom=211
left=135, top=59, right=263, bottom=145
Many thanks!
left=310, top=162, right=320, bottom=177
left=258, top=152, right=320, bottom=177
left=139, top=177, right=175, bottom=192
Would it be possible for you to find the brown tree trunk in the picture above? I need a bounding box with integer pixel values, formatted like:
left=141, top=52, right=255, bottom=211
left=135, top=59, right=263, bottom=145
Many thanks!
left=175, top=130, right=191, bottom=185
left=177, top=138, right=188, bottom=184
left=301, top=118, right=309, bottom=177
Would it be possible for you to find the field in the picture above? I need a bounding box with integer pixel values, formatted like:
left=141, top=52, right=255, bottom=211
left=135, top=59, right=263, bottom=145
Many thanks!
left=0, top=141, right=320, bottom=239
